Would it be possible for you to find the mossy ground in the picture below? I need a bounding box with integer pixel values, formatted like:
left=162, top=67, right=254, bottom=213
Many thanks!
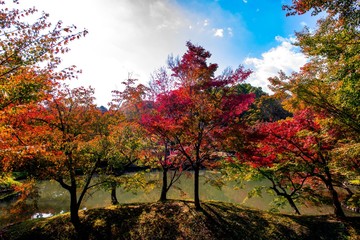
left=1, top=200, right=359, bottom=240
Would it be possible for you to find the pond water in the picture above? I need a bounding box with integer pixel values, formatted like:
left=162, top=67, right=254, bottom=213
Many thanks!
left=0, top=171, right=340, bottom=226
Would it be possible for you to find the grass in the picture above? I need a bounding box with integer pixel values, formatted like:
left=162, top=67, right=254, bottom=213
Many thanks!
left=0, top=176, right=21, bottom=202
left=1, top=200, right=359, bottom=240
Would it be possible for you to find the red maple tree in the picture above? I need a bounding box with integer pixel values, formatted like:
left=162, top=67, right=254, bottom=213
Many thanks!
left=245, top=109, right=346, bottom=217
left=141, top=42, right=254, bottom=209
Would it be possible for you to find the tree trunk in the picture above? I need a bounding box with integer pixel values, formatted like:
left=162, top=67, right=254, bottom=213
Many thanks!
left=70, top=192, right=80, bottom=228
left=194, top=165, right=201, bottom=210
left=69, top=186, right=87, bottom=239
left=111, top=182, right=119, bottom=205
left=343, top=185, right=353, bottom=202
left=327, top=181, right=345, bottom=217
left=323, top=168, right=345, bottom=217
left=69, top=187, right=88, bottom=240
left=285, top=195, right=301, bottom=215
left=159, top=167, right=168, bottom=202
left=69, top=186, right=80, bottom=225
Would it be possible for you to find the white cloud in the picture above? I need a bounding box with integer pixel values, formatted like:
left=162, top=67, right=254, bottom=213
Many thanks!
left=17, top=0, right=249, bottom=105
left=227, top=27, right=233, bottom=37
left=19, top=0, right=196, bottom=106
left=300, top=21, right=307, bottom=27
left=243, top=36, right=308, bottom=93
left=213, top=28, right=224, bottom=37
left=203, top=19, right=209, bottom=27
left=243, top=0, right=248, bottom=3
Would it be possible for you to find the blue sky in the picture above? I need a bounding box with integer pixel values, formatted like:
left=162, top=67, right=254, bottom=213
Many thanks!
left=179, top=0, right=303, bottom=53
left=17, top=0, right=318, bottom=106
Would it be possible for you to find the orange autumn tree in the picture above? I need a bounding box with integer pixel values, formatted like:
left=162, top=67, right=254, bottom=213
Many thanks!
left=0, top=0, right=87, bottom=111
left=0, top=0, right=86, bottom=214
left=2, top=85, right=104, bottom=236
left=283, top=0, right=358, bottom=27
left=141, top=42, right=255, bottom=209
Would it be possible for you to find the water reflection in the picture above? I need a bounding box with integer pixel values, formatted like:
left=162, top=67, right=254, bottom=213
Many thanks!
left=31, top=212, right=53, bottom=219
left=1, top=171, right=336, bottom=225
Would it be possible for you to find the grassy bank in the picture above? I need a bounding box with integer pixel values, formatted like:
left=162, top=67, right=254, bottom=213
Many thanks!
left=1, top=200, right=359, bottom=240
left=0, top=176, right=21, bottom=202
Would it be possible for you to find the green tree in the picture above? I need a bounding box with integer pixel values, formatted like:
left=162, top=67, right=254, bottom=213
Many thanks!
left=276, top=0, right=360, bottom=137
left=105, top=121, right=148, bottom=205
left=267, top=0, right=360, bottom=205
left=234, top=83, right=291, bottom=123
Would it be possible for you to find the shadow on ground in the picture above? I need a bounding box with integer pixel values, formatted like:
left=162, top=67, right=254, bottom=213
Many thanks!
left=1, top=200, right=360, bottom=240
